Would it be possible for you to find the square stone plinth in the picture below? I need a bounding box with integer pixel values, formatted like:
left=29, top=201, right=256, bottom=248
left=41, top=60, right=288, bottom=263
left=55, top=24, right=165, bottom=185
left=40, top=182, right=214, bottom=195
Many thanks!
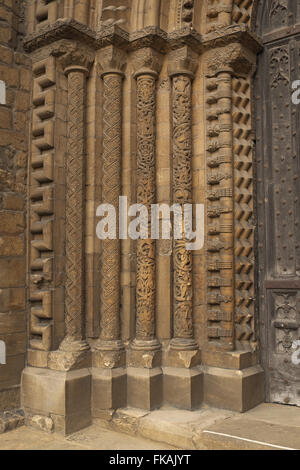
left=127, top=367, right=163, bottom=411
left=203, top=365, right=265, bottom=412
left=163, top=367, right=203, bottom=410
left=21, top=367, right=91, bottom=435
left=92, top=368, right=127, bottom=416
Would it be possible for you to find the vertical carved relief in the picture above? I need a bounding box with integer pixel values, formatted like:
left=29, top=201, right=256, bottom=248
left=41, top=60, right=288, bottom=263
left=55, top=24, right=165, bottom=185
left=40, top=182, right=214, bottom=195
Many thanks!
left=269, top=291, right=300, bottom=406
left=205, top=72, right=235, bottom=351
left=233, top=76, right=256, bottom=350
left=29, top=56, right=56, bottom=351
left=205, top=50, right=235, bottom=352
left=135, top=73, right=157, bottom=344
left=169, top=47, right=198, bottom=351
left=205, top=44, right=257, bottom=351
left=59, top=48, right=94, bottom=352
left=132, top=49, right=162, bottom=350
left=97, top=47, right=126, bottom=350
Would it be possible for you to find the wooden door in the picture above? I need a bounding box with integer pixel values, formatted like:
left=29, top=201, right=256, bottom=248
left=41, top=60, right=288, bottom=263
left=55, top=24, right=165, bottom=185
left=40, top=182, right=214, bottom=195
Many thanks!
left=256, top=0, right=300, bottom=406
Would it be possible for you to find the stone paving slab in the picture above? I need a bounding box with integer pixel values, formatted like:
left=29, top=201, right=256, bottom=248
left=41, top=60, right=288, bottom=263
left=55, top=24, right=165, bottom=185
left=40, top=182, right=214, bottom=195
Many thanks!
left=0, top=424, right=178, bottom=450
left=95, top=403, right=300, bottom=450
left=0, top=403, right=299, bottom=450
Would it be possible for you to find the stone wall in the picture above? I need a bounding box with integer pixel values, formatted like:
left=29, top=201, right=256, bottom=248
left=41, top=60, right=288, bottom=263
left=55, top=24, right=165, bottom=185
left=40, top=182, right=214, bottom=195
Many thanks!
left=0, top=0, right=30, bottom=410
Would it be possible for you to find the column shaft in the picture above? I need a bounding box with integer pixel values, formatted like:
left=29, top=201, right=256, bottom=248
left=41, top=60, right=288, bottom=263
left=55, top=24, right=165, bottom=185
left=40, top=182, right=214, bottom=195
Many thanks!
left=62, top=66, right=88, bottom=350
left=135, top=72, right=157, bottom=345
left=171, top=73, right=197, bottom=351
left=100, top=72, right=123, bottom=346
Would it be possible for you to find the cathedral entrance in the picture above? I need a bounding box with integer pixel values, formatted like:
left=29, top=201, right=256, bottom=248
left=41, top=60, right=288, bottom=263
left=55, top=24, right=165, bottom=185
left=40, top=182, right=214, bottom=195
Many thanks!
left=256, top=0, right=300, bottom=406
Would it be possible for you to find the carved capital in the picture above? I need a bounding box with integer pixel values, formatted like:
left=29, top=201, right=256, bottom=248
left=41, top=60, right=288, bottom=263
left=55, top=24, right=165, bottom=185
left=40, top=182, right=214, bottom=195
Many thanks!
left=131, top=47, right=163, bottom=79
left=52, top=41, right=94, bottom=75
left=205, top=43, right=256, bottom=78
left=98, top=45, right=127, bottom=77
left=168, top=46, right=199, bottom=79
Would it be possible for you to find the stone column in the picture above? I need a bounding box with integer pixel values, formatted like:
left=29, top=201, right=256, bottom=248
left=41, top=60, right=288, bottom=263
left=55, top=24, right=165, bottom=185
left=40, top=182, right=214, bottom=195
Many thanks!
left=133, top=70, right=159, bottom=352
left=59, top=51, right=92, bottom=354
left=202, top=43, right=265, bottom=413
left=22, top=44, right=94, bottom=436
left=127, top=48, right=163, bottom=411
left=93, top=46, right=127, bottom=416
left=170, top=70, right=197, bottom=353
left=164, top=47, right=203, bottom=410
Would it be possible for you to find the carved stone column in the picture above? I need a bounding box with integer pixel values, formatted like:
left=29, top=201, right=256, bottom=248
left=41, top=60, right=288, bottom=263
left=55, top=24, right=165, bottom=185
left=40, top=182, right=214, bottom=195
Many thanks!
left=97, top=47, right=125, bottom=352
left=133, top=70, right=158, bottom=351
left=59, top=49, right=93, bottom=354
left=22, top=44, right=94, bottom=436
left=127, top=48, right=163, bottom=411
left=164, top=46, right=203, bottom=410
left=202, top=42, right=265, bottom=412
left=170, top=63, right=198, bottom=353
left=93, top=46, right=127, bottom=416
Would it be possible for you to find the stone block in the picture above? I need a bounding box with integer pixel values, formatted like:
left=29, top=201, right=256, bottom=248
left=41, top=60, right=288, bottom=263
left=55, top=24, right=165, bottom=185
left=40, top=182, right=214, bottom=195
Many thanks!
left=127, top=367, right=163, bottom=411
left=163, top=367, right=203, bottom=410
left=22, top=367, right=92, bottom=435
left=203, top=365, right=265, bottom=412
left=92, top=368, right=127, bottom=415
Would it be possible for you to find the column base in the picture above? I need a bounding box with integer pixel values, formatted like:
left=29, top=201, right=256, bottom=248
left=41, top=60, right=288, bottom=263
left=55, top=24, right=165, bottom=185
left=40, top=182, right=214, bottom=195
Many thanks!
left=21, top=367, right=91, bottom=435
left=127, top=367, right=163, bottom=411
left=203, top=364, right=265, bottom=412
left=163, top=367, right=203, bottom=410
left=92, top=368, right=127, bottom=417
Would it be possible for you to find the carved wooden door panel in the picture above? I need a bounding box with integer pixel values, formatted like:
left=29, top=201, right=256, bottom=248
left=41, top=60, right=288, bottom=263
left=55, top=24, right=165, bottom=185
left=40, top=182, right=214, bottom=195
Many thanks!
left=256, top=0, right=300, bottom=406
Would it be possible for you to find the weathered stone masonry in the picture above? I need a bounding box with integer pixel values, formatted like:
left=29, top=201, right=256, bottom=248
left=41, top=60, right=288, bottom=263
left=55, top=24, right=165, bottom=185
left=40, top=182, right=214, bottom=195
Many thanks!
left=0, top=0, right=30, bottom=411
left=0, top=0, right=274, bottom=433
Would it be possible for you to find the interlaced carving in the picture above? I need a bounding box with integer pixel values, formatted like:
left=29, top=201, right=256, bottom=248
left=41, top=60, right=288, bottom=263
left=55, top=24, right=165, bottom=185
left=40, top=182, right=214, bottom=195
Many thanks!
left=64, top=69, right=86, bottom=342
left=100, top=73, right=123, bottom=341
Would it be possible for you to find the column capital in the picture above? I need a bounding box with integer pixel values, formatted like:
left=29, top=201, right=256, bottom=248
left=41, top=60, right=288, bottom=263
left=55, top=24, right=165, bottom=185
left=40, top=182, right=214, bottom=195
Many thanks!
left=168, top=46, right=199, bottom=79
left=205, top=43, right=257, bottom=78
left=52, top=41, right=94, bottom=76
left=131, top=47, right=163, bottom=79
left=98, top=45, right=127, bottom=78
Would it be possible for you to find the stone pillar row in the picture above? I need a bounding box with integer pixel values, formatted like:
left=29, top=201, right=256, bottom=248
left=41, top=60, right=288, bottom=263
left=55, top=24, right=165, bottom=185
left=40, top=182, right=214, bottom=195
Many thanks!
left=94, top=46, right=203, bottom=413
left=21, top=35, right=265, bottom=435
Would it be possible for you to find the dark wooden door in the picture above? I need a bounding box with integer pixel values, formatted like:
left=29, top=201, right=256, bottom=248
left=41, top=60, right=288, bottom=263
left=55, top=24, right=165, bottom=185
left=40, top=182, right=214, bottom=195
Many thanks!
left=256, top=0, right=300, bottom=406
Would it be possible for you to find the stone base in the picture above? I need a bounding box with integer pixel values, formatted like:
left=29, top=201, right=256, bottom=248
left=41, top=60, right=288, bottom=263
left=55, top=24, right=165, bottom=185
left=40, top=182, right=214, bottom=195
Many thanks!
left=92, top=368, right=127, bottom=416
left=127, top=367, right=163, bottom=411
left=163, top=367, right=203, bottom=410
left=21, top=367, right=91, bottom=435
left=203, top=365, right=265, bottom=412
